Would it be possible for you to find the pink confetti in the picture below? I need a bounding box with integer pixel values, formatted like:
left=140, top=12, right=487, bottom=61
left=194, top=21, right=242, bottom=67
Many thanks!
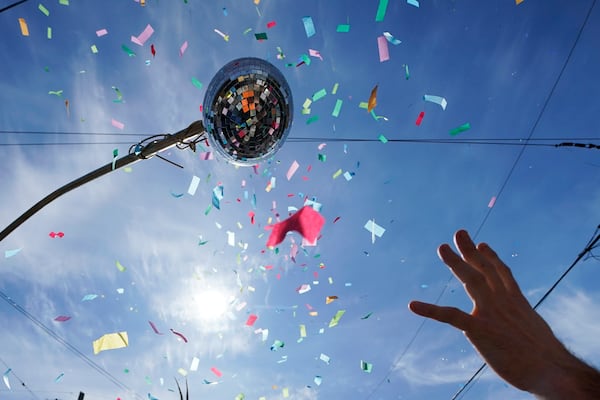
left=248, top=211, right=255, bottom=224
left=286, top=160, right=300, bottom=180
left=95, top=28, right=108, bottom=37
left=266, top=206, right=325, bottom=248
left=179, top=41, right=188, bottom=57
left=200, top=152, right=213, bottom=160
left=317, top=143, right=327, bottom=150
left=267, top=21, right=276, bottom=29
left=49, top=231, right=65, bottom=238
left=415, top=111, right=425, bottom=126
left=148, top=321, right=163, bottom=335
left=111, top=118, right=124, bottom=130
left=309, top=49, right=323, bottom=60
left=210, top=367, right=222, bottom=378
left=377, top=36, right=390, bottom=62
left=245, top=314, right=258, bottom=326
left=170, top=328, right=188, bottom=343
left=488, top=196, right=497, bottom=208
left=131, top=24, right=154, bottom=46
left=54, top=315, right=71, bottom=322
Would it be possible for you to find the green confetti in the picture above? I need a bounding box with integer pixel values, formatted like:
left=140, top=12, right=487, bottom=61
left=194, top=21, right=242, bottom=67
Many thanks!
left=306, top=115, right=319, bottom=125
left=358, top=101, right=368, bottom=109
left=328, top=310, right=346, bottom=327
left=116, top=260, right=126, bottom=272
left=121, top=44, right=136, bottom=57
left=361, top=312, right=373, bottom=320
left=254, top=32, right=267, bottom=40
left=48, top=90, right=63, bottom=96
left=332, top=99, right=343, bottom=117
left=204, top=204, right=213, bottom=215
left=47, top=26, right=52, bottom=39
left=375, top=0, right=389, bottom=22
left=361, top=360, right=373, bottom=373
left=404, top=64, right=410, bottom=80
left=38, top=4, right=50, bottom=16
left=243, top=28, right=252, bottom=35
left=332, top=169, right=342, bottom=179
left=449, top=122, right=471, bottom=136
left=318, top=154, right=327, bottom=162
left=191, top=77, right=203, bottom=89
left=312, top=88, right=327, bottom=102
left=299, top=54, right=311, bottom=66
left=58, top=0, right=68, bottom=5
left=378, top=134, right=388, bottom=143
left=336, top=24, right=350, bottom=32
left=332, top=82, right=339, bottom=94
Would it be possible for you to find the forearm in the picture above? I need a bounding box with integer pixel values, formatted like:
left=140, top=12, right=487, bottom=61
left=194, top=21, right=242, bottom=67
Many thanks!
left=533, top=349, right=600, bottom=400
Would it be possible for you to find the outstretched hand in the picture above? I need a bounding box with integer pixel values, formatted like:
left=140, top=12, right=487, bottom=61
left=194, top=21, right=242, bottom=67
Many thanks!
left=409, top=229, right=600, bottom=399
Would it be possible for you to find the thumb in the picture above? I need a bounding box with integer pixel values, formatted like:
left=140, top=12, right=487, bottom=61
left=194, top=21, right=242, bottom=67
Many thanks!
left=409, top=301, right=472, bottom=331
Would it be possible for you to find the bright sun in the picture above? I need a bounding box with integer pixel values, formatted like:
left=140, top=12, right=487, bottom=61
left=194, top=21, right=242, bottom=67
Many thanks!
left=193, top=289, right=230, bottom=321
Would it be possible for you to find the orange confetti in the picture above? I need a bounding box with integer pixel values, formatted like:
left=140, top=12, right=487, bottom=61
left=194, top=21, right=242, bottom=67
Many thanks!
left=367, top=85, right=378, bottom=112
left=18, top=18, right=29, bottom=36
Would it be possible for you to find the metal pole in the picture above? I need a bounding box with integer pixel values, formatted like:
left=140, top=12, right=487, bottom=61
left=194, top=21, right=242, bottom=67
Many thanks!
left=0, top=120, right=205, bottom=242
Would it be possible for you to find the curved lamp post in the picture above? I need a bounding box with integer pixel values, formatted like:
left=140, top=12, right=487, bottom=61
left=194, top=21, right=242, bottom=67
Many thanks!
left=0, top=57, right=293, bottom=242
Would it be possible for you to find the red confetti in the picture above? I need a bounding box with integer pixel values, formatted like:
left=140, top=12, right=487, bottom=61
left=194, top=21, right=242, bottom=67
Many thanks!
left=245, top=314, right=258, bottom=326
left=248, top=211, right=255, bottom=224
left=49, top=231, right=65, bottom=238
left=150, top=44, right=156, bottom=57
left=54, top=315, right=71, bottom=322
left=170, top=328, right=188, bottom=343
left=210, top=367, right=223, bottom=378
left=149, top=320, right=163, bottom=335
left=266, top=21, right=276, bottom=29
left=415, top=111, right=425, bottom=126
left=333, top=216, right=341, bottom=223
left=266, top=206, right=325, bottom=247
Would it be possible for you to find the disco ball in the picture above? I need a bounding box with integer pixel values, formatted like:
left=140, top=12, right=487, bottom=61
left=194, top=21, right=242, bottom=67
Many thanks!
left=203, top=57, right=294, bottom=166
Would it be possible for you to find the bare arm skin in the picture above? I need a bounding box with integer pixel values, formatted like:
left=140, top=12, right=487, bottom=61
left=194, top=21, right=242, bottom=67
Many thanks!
left=409, top=229, right=600, bottom=399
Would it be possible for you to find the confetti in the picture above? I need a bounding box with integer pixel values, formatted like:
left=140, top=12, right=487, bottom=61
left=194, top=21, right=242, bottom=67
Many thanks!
left=361, top=360, right=373, bottom=373
left=367, top=85, right=378, bottom=112
left=404, top=64, right=410, bottom=79
left=38, top=4, right=50, bottom=16
left=212, top=184, right=224, bottom=209
left=211, top=367, right=223, bottom=378
left=116, top=260, right=126, bottom=272
left=415, top=111, right=425, bottom=126
left=336, top=24, right=350, bottom=32
left=4, top=248, right=21, bottom=258
left=90, top=44, right=98, bottom=53
left=302, top=16, right=316, bottom=38
left=516, top=0, right=525, bottom=4
left=266, top=206, right=325, bottom=248
left=319, top=353, right=330, bottom=364
left=187, top=175, right=200, bottom=195
left=131, top=24, right=154, bottom=46
left=111, top=119, right=124, bottom=130
left=121, top=44, right=136, bottom=57
left=423, top=94, right=448, bottom=110
left=378, top=134, right=388, bottom=143
left=245, top=314, right=258, bottom=326
left=214, top=29, right=229, bottom=41
left=96, top=28, right=108, bottom=37
left=18, top=18, right=29, bottom=36
left=81, top=294, right=98, bottom=302
left=3, top=369, right=11, bottom=389
left=488, top=196, right=497, bottom=208
left=190, top=357, right=200, bottom=371
left=148, top=321, right=163, bottom=335
left=297, top=284, right=311, bottom=294
left=286, top=160, right=299, bottom=180
left=325, top=296, right=338, bottom=304
left=92, top=332, right=129, bottom=354
left=377, top=36, right=390, bottom=62
left=449, top=122, right=471, bottom=135
left=267, top=21, right=276, bottom=28
left=383, top=31, right=401, bottom=45
left=407, top=0, right=420, bottom=7
left=191, top=77, right=203, bottom=89
left=179, top=41, right=188, bottom=57
left=309, top=49, right=323, bottom=60
left=54, top=315, right=71, bottom=322
left=375, top=0, right=389, bottom=21
left=328, top=310, right=346, bottom=327
left=49, top=231, right=64, bottom=238
left=255, top=32, right=268, bottom=41
left=54, top=372, right=64, bottom=383
left=364, top=219, right=386, bottom=243
left=150, top=44, right=156, bottom=56
left=170, top=328, right=188, bottom=343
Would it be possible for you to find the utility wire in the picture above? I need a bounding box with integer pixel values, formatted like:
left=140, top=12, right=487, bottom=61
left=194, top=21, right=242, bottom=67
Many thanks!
left=0, top=0, right=30, bottom=14
left=0, top=356, right=40, bottom=400
left=364, top=0, right=598, bottom=398
left=0, top=291, right=143, bottom=400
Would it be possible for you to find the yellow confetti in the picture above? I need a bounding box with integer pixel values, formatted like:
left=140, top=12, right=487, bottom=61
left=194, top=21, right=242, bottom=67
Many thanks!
left=332, top=169, right=342, bottom=179
left=326, top=295, right=338, bottom=304
left=90, top=44, right=98, bottom=53
left=299, top=324, right=307, bottom=338
left=92, top=332, right=128, bottom=354
left=516, top=0, right=524, bottom=3
left=332, top=83, right=339, bottom=94
left=18, top=18, right=29, bottom=36
left=116, top=260, right=126, bottom=272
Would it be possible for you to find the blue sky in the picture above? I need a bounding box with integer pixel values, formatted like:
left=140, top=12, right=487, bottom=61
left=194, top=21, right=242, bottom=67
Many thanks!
left=1, top=0, right=600, bottom=399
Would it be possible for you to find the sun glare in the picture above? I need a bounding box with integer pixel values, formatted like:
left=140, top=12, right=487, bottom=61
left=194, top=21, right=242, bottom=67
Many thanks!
left=193, top=289, right=230, bottom=321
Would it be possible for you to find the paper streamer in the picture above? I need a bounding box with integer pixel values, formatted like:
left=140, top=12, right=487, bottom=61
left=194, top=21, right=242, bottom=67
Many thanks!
left=377, top=36, right=389, bottom=62
left=423, top=94, right=448, bottom=110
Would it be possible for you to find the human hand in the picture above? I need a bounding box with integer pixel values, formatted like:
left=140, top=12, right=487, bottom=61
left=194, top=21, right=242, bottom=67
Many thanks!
left=409, top=229, right=600, bottom=399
